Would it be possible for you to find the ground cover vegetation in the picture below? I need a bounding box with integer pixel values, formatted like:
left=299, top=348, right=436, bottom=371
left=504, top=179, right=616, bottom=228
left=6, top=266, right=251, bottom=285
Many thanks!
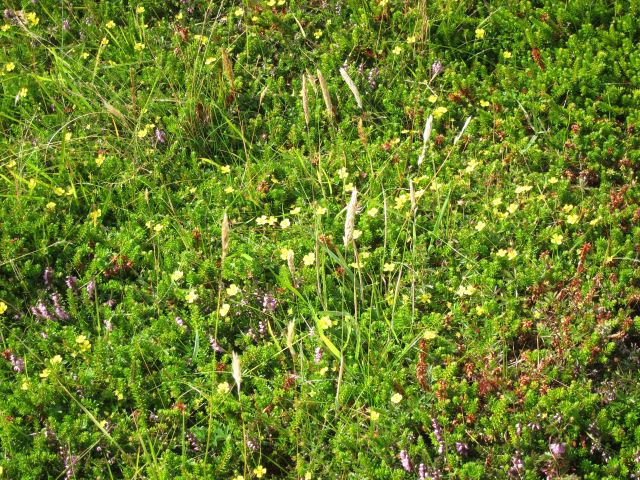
left=1, top=0, right=640, bottom=478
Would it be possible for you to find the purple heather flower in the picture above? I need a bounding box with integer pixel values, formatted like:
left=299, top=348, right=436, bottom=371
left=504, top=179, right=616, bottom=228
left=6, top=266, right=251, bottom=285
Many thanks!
left=516, top=422, right=522, bottom=436
left=44, top=267, right=53, bottom=288
left=550, top=442, right=566, bottom=458
left=455, top=442, right=469, bottom=455
left=418, top=463, right=427, bottom=480
left=314, top=347, right=323, bottom=364
left=62, top=19, right=70, bottom=30
left=431, top=60, right=444, bottom=78
left=65, top=275, right=78, bottom=291
left=399, top=449, right=412, bottom=472
left=31, top=301, right=54, bottom=321
left=154, top=128, right=166, bottom=145
left=508, top=452, right=524, bottom=477
left=86, top=279, right=95, bottom=297
left=175, top=316, right=185, bottom=328
left=209, top=336, right=224, bottom=352
left=51, top=293, right=69, bottom=320
left=262, top=293, right=277, bottom=313
left=41, top=331, right=49, bottom=339
left=247, top=438, right=259, bottom=452
left=186, top=431, right=201, bottom=452
left=258, top=320, right=266, bottom=336
left=10, top=354, right=25, bottom=373
left=104, top=319, right=113, bottom=332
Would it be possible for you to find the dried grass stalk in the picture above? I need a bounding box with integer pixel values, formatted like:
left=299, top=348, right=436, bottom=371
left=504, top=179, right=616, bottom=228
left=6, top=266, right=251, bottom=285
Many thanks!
left=287, top=249, right=295, bottom=277
left=302, top=74, right=310, bottom=127
left=286, top=321, right=295, bottom=360
left=357, top=118, right=368, bottom=146
left=409, top=179, right=416, bottom=214
left=232, top=351, right=241, bottom=396
left=221, top=48, right=234, bottom=90
left=317, top=69, right=334, bottom=120
left=453, top=116, right=472, bottom=145
left=339, top=67, right=362, bottom=109
left=417, top=114, right=433, bottom=167
left=221, top=213, right=230, bottom=261
left=343, top=187, right=358, bottom=248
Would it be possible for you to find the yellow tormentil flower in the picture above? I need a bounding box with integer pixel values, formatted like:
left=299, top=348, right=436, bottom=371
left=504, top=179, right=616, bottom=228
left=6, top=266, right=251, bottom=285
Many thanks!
left=0, top=301, right=7, bottom=315
left=515, top=185, right=533, bottom=194
left=170, top=270, right=184, bottom=282
left=46, top=202, right=56, bottom=211
left=507, top=248, right=518, bottom=260
left=226, top=284, right=239, bottom=296
left=392, top=45, right=402, bottom=55
left=217, top=382, right=230, bottom=394
left=5, top=62, right=15, bottom=72
left=219, top=303, right=230, bottom=317
left=503, top=51, right=512, bottom=59
left=566, top=213, right=579, bottom=225
left=551, top=233, right=563, bottom=246
left=383, top=263, right=395, bottom=272
left=185, top=290, right=198, bottom=303
left=136, top=6, right=145, bottom=13
left=26, top=12, right=39, bottom=26
left=220, top=165, right=231, bottom=174
left=40, top=368, right=51, bottom=378
left=153, top=224, right=164, bottom=232
left=315, top=206, right=327, bottom=215
left=407, top=35, right=417, bottom=44
left=280, top=248, right=293, bottom=261
left=100, top=37, right=109, bottom=47
left=95, top=154, right=105, bottom=166
left=475, top=220, right=486, bottom=232
left=318, top=316, right=332, bottom=329
left=369, top=409, right=380, bottom=421
left=390, top=392, right=403, bottom=404
left=89, top=209, right=102, bottom=226
left=50, top=355, right=62, bottom=364
left=280, top=218, right=291, bottom=229
left=428, top=94, right=438, bottom=103
left=137, top=128, right=148, bottom=138
left=303, top=252, right=315, bottom=266
left=106, top=20, right=116, bottom=29
left=423, top=330, right=438, bottom=340
left=253, top=466, right=267, bottom=479
left=475, top=28, right=486, bottom=39
left=433, top=106, right=448, bottom=118
left=367, top=207, right=379, bottom=217
left=134, top=42, right=145, bottom=52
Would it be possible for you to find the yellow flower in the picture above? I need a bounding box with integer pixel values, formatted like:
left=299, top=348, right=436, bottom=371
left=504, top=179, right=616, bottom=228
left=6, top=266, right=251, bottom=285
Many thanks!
left=95, top=154, right=105, bottom=167
left=305, top=472, right=312, bottom=480
left=562, top=204, right=574, bottom=213
left=503, top=51, right=512, bottom=59
left=550, top=233, right=563, bottom=245
left=217, top=382, right=230, bottom=394
left=54, top=187, right=65, bottom=196
left=318, top=316, right=332, bottom=329
left=475, top=220, right=486, bottom=232
left=280, top=248, right=293, bottom=261
left=234, top=7, right=244, bottom=16
left=0, top=301, right=7, bottom=314
left=566, top=213, right=579, bottom=225
left=407, top=35, right=416, bottom=44
left=219, top=303, right=230, bottom=317
left=475, top=28, right=486, bottom=39
left=176, top=12, right=183, bottom=20
left=186, top=290, right=198, bottom=303
left=205, top=56, right=216, bottom=65
left=456, top=284, right=476, bottom=296
left=64, top=132, right=73, bottom=142
left=589, top=216, right=602, bottom=226
left=226, top=284, right=239, bottom=296
left=315, top=206, right=327, bottom=215
left=224, top=185, right=234, bottom=193
left=303, top=252, right=315, bottom=266
left=367, top=207, right=379, bottom=217
left=232, top=476, right=244, bottom=480
left=383, top=263, right=395, bottom=272
left=100, top=37, right=109, bottom=47
left=81, top=52, right=89, bottom=59
left=337, top=167, right=349, bottom=179
left=480, top=100, right=490, bottom=107
left=280, top=218, right=291, bottom=229
left=21, top=379, right=29, bottom=390
left=290, top=206, right=301, bottom=215
left=428, top=94, right=438, bottom=103
left=548, top=176, right=558, bottom=184
left=136, top=6, right=145, bottom=13
left=344, top=182, right=354, bottom=192
left=1, top=24, right=10, bottom=32
left=134, top=42, right=145, bottom=51
left=50, top=355, right=62, bottom=364
left=220, top=165, right=231, bottom=174
left=26, top=12, right=39, bottom=26
left=76, top=335, right=91, bottom=353
left=507, top=248, right=518, bottom=260
left=492, top=197, right=502, bottom=207
left=507, top=203, right=518, bottom=214
left=115, top=390, right=124, bottom=400
left=352, top=229, right=362, bottom=240
left=106, top=20, right=116, bottom=29
left=390, top=392, right=403, bottom=404
left=154, top=224, right=164, bottom=232
left=314, top=30, right=323, bottom=39
left=515, top=185, right=533, bottom=194
left=253, top=465, right=267, bottom=478
left=17, top=87, right=28, bottom=99
left=40, top=368, right=51, bottom=378
left=369, top=409, right=380, bottom=421
left=433, top=106, right=448, bottom=118
left=89, top=209, right=102, bottom=226
left=423, top=330, right=438, bottom=340
left=137, top=128, right=148, bottom=138
left=171, top=270, right=184, bottom=282
left=392, top=45, right=402, bottom=55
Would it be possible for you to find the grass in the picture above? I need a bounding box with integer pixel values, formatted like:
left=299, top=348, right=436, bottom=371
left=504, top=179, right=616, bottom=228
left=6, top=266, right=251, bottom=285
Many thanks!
left=1, top=0, right=640, bottom=478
